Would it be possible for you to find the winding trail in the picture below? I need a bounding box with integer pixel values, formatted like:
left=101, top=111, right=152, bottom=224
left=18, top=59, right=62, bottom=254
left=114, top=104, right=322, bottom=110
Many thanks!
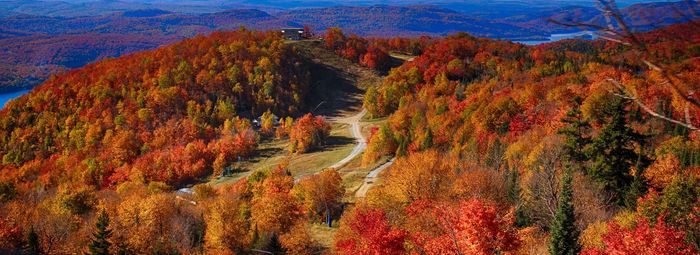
left=355, top=158, right=394, bottom=198
left=328, top=109, right=367, bottom=169
left=295, top=107, right=394, bottom=198
left=294, top=109, right=367, bottom=182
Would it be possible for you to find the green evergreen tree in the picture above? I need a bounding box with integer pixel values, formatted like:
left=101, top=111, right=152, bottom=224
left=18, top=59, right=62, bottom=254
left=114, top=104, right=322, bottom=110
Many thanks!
left=557, top=96, right=591, bottom=171
left=548, top=168, right=581, bottom=255
left=268, top=233, right=285, bottom=254
left=624, top=151, right=650, bottom=208
left=506, top=169, right=532, bottom=227
left=587, top=97, right=646, bottom=206
left=25, top=226, right=41, bottom=255
left=86, top=209, right=112, bottom=255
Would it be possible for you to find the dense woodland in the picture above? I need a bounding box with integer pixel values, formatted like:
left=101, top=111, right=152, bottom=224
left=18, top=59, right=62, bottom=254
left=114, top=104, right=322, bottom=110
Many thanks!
left=0, top=18, right=699, bottom=255
left=0, top=9, right=298, bottom=91
left=356, top=22, right=700, bottom=254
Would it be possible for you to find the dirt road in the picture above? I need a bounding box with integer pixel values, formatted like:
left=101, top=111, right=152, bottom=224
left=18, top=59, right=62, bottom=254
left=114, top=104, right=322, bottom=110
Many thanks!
left=328, top=109, right=367, bottom=169
left=355, top=158, right=394, bottom=198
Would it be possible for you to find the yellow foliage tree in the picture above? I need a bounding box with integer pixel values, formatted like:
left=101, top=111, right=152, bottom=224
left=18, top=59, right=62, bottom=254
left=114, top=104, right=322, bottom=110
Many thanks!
left=279, top=222, right=320, bottom=255
left=204, top=195, right=250, bottom=253
left=644, top=154, right=682, bottom=188
left=292, top=169, right=344, bottom=225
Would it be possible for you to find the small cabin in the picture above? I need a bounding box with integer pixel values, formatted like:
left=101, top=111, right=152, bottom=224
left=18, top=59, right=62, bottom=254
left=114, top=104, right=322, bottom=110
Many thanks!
left=281, top=28, right=304, bottom=40
left=252, top=113, right=280, bottom=129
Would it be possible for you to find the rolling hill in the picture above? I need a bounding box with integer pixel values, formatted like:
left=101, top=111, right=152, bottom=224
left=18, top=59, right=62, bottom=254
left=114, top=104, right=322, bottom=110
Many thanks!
left=0, top=9, right=300, bottom=91
left=516, top=1, right=700, bottom=33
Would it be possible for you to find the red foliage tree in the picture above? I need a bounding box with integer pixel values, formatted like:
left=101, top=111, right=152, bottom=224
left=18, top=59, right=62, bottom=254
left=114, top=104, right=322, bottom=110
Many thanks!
left=361, top=45, right=390, bottom=70
left=405, top=199, right=521, bottom=255
left=324, top=27, right=346, bottom=51
left=581, top=217, right=697, bottom=255
left=335, top=208, right=407, bottom=255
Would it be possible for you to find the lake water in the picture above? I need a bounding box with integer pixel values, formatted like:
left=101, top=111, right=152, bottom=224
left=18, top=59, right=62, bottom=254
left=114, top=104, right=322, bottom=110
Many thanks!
left=0, top=89, right=30, bottom=109
left=514, top=31, right=597, bottom=45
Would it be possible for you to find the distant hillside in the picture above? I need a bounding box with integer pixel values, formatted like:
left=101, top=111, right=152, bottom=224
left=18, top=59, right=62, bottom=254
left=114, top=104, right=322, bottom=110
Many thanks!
left=0, top=0, right=669, bottom=18
left=0, top=9, right=295, bottom=36
left=278, top=5, right=546, bottom=38
left=0, top=9, right=300, bottom=91
left=516, top=1, right=699, bottom=33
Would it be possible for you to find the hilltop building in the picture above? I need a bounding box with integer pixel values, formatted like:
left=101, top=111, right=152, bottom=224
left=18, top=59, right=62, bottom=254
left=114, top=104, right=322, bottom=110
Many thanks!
left=281, top=28, right=304, bottom=40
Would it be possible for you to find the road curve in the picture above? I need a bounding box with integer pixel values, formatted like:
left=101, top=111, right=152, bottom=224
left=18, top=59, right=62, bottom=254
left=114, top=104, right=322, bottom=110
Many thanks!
left=355, top=158, right=394, bottom=198
left=298, top=108, right=394, bottom=198
left=328, top=109, right=367, bottom=169
left=294, top=109, right=367, bottom=183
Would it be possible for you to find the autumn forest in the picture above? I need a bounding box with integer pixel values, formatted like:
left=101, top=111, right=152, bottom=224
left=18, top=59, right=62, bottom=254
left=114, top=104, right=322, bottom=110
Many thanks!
left=1, top=0, right=700, bottom=254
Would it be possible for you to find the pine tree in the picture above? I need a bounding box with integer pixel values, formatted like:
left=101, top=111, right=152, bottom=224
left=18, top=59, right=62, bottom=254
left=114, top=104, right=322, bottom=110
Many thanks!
left=548, top=168, right=581, bottom=255
left=587, top=97, right=646, bottom=206
left=25, top=226, right=41, bottom=255
left=86, top=209, right=112, bottom=255
left=558, top=96, right=591, bottom=171
left=507, top=169, right=532, bottom=227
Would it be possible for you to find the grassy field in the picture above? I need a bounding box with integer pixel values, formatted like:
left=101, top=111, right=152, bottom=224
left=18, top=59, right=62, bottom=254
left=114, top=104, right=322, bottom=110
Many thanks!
left=208, top=121, right=358, bottom=186
left=389, top=51, right=417, bottom=62
left=309, top=223, right=337, bottom=250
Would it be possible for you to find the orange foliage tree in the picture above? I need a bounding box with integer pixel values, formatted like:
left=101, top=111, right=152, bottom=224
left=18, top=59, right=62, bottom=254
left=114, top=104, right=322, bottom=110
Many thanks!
left=289, top=113, right=331, bottom=153
left=292, top=169, right=344, bottom=226
left=251, top=173, right=301, bottom=235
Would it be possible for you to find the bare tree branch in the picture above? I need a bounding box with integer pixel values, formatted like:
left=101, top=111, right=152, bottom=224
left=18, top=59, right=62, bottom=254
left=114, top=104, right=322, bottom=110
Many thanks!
left=607, top=78, right=698, bottom=131
left=550, top=0, right=700, bottom=130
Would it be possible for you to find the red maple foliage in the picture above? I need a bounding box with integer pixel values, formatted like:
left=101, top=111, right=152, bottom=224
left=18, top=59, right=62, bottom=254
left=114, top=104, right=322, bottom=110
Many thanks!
left=581, top=217, right=697, bottom=255
left=335, top=208, right=407, bottom=255
left=406, top=199, right=521, bottom=255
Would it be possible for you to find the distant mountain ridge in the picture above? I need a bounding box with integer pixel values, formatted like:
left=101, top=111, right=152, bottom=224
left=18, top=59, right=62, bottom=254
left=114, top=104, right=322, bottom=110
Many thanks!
left=0, top=0, right=673, bottom=17
left=277, top=5, right=546, bottom=38
left=518, top=1, right=700, bottom=33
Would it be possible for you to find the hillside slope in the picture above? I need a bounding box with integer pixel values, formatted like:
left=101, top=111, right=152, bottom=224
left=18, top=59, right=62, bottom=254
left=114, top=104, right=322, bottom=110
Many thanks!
left=0, top=29, right=311, bottom=187
left=0, top=9, right=300, bottom=91
left=517, top=1, right=700, bottom=32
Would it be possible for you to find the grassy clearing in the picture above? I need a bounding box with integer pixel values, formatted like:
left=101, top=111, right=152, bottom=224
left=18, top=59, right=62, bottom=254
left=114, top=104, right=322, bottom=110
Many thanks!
left=287, top=122, right=355, bottom=177
left=309, top=223, right=337, bottom=250
left=209, top=122, right=356, bottom=187
left=389, top=51, right=417, bottom=62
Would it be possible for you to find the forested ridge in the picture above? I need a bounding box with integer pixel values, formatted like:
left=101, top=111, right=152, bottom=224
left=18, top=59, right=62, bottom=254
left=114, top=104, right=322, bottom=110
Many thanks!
left=0, top=19, right=699, bottom=254
left=0, top=29, right=311, bottom=188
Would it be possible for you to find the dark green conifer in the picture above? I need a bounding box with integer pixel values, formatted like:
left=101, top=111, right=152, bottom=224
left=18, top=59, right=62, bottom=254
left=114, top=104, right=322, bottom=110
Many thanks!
left=588, top=97, right=647, bottom=206
left=86, top=209, right=112, bottom=255
left=25, top=226, right=41, bottom=255
left=557, top=96, right=591, bottom=170
left=548, top=168, right=581, bottom=255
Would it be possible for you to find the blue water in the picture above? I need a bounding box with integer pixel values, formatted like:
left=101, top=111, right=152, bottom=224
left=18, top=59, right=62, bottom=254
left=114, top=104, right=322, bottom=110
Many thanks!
left=0, top=89, right=30, bottom=109
left=514, top=31, right=597, bottom=45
